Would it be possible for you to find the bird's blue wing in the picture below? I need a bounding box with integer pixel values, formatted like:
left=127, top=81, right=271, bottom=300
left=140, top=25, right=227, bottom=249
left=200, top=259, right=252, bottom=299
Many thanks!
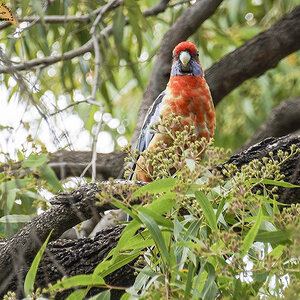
left=136, top=92, right=165, bottom=153
left=130, top=92, right=165, bottom=176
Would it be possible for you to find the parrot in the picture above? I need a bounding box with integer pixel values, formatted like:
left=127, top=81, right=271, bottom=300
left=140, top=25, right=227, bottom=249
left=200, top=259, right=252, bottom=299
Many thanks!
left=131, top=41, right=216, bottom=182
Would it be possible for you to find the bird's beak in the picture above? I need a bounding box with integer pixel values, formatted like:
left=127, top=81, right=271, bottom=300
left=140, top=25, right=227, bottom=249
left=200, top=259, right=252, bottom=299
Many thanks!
left=179, top=51, right=191, bottom=71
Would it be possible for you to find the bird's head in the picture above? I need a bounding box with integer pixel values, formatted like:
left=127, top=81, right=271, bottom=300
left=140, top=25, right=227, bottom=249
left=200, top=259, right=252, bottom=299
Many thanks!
left=171, top=41, right=202, bottom=77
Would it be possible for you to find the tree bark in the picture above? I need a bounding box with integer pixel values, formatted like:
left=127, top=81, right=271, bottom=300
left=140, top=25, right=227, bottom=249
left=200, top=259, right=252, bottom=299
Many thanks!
left=1, top=133, right=300, bottom=298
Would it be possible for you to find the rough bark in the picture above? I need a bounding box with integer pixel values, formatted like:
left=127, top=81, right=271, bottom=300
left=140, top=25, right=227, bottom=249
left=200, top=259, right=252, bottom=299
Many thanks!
left=5, top=225, right=135, bottom=299
left=237, top=97, right=300, bottom=152
left=0, top=134, right=300, bottom=298
left=134, top=4, right=300, bottom=141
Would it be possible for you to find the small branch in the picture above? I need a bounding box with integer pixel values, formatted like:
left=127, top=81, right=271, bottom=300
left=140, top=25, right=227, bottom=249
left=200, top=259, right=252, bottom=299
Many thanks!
left=87, top=0, right=119, bottom=181
left=0, top=1, right=123, bottom=31
left=0, top=49, right=61, bottom=148
left=49, top=98, right=102, bottom=116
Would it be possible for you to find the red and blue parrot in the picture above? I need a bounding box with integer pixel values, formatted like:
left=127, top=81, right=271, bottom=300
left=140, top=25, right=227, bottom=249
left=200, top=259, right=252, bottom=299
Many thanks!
left=132, top=41, right=216, bottom=182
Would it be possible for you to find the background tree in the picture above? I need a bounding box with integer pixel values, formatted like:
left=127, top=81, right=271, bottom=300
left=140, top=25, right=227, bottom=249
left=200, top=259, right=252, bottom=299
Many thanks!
left=0, top=0, right=300, bottom=298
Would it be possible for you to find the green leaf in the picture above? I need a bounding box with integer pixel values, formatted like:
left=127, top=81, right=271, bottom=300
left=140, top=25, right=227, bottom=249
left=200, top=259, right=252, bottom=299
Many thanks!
left=22, top=154, right=48, bottom=168
left=133, top=178, right=177, bottom=197
left=0, top=178, right=30, bottom=191
left=95, top=252, right=140, bottom=278
left=146, top=192, right=176, bottom=214
left=48, top=274, right=105, bottom=291
left=24, top=230, right=53, bottom=297
left=0, top=214, right=31, bottom=223
left=251, top=178, right=300, bottom=188
left=138, top=212, right=171, bottom=266
left=200, top=263, right=217, bottom=300
left=113, top=7, right=125, bottom=58
left=120, top=293, right=130, bottom=300
left=32, top=0, right=45, bottom=25
left=268, top=244, right=285, bottom=259
left=255, top=230, right=291, bottom=244
left=124, top=0, right=148, bottom=56
left=241, top=207, right=263, bottom=256
left=184, top=261, right=196, bottom=300
left=101, top=220, right=141, bottom=263
left=6, top=188, right=16, bottom=213
left=38, top=164, right=63, bottom=192
left=195, top=191, right=218, bottom=231
left=139, top=207, right=173, bottom=228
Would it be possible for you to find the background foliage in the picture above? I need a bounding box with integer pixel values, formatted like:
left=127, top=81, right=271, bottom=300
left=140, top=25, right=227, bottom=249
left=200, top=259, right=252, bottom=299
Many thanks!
left=0, top=0, right=300, bottom=298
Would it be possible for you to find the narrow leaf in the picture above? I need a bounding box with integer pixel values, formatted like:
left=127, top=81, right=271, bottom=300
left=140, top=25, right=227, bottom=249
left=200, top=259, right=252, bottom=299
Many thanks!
left=48, top=274, right=105, bottom=291
left=138, top=212, right=171, bottom=266
left=22, top=153, right=48, bottom=168
left=251, top=178, right=300, bottom=188
left=0, top=214, right=31, bottom=223
left=255, top=230, right=290, bottom=243
left=38, top=164, right=63, bottom=192
left=133, top=178, right=177, bottom=197
left=24, top=230, right=53, bottom=297
left=241, top=207, right=263, bottom=256
left=66, top=289, right=86, bottom=300
left=184, top=261, right=195, bottom=300
left=195, top=191, right=217, bottom=231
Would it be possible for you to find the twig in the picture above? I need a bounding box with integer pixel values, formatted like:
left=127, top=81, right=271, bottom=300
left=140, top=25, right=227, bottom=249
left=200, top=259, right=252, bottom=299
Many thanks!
left=49, top=98, right=102, bottom=116
left=80, top=0, right=119, bottom=181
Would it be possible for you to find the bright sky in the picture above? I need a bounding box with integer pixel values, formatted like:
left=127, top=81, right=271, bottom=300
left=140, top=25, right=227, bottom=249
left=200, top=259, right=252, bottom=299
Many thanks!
left=0, top=83, right=126, bottom=161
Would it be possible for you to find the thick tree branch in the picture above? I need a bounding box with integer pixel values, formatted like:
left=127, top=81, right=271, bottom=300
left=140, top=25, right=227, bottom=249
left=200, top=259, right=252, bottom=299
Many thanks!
left=206, top=5, right=300, bottom=105
left=134, top=4, right=300, bottom=141
left=238, top=97, right=300, bottom=152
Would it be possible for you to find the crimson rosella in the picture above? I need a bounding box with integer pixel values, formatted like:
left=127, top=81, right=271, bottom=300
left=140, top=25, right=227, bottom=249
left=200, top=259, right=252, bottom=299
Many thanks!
left=132, top=41, right=216, bottom=182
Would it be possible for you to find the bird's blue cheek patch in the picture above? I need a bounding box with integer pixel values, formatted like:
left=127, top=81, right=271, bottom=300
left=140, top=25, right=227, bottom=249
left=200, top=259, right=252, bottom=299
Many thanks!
left=191, top=60, right=202, bottom=76
left=171, top=62, right=180, bottom=76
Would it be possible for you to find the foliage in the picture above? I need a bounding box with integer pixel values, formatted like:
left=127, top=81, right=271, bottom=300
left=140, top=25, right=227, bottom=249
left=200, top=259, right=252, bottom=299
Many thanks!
left=21, top=117, right=300, bottom=300
left=0, top=0, right=300, bottom=298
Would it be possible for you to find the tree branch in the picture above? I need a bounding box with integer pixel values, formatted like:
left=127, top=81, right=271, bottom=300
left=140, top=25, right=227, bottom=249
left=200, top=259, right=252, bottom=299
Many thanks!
left=238, top=97, right=300, bottom=152
left=206, top=5, right=300, bottom=105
